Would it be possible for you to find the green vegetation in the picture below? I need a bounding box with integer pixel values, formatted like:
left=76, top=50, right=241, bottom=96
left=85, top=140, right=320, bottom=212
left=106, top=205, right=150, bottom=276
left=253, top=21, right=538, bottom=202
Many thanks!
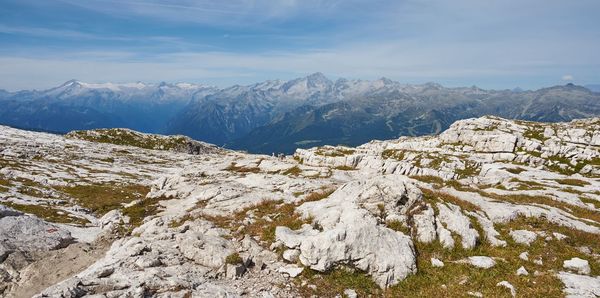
left=421, top=188, right=481, bottom=212
left=455, top=161, right=481, bottom=178
left=295, top=215, right=600, bottom=297
left=67, top=129, right=190, bottom=151
left=523, top=127, right=549, bottom=142
left=505, top=167, right=526, bottom=174
left=122, top=196, right=165, bottom=227
left=409, top=175, right=444, bottom=188
left=333, top=165, right=356, bottom=171
left=381, top=149, right=405, bottom=161
left=315, top=147, right=356, bottom=157
left=205, top=199, right=308, bottom=245
left=554, top=178, right=590, bottom=187
left=225, top=162, right=261, bottom=174
left=56, top=183, right=150, bottom=216
left=100, top=157, right=115, bottom=163
left=2, top=202, right=89, bottom=225
left=386, top=219, right=410, bottom=235
left=206, top=188, right=333, bottom=245
left=580, top=197, right=600, bottom=209
left=225, top=252, right=243, bottom=265
left=282, top=166, right=302, bottom=176
left=297, top=267, right=380, bottom=297
left=509, top=178, right=546, bottom=191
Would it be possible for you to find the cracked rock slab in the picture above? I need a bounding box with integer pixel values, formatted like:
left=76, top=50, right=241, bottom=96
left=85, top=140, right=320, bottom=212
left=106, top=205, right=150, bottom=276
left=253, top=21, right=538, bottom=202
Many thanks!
left=275, top=175, right=419, bottom=288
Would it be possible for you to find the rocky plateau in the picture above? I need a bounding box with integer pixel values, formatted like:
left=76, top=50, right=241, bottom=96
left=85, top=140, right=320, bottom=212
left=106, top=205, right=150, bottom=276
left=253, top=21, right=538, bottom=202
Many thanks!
left=1, top=116, right=600, bottom=297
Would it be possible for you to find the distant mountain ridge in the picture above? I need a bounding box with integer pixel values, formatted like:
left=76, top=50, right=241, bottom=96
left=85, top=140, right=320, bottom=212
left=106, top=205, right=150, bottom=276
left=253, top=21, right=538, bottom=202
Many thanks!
left=2, top=74, right=600, bottom=154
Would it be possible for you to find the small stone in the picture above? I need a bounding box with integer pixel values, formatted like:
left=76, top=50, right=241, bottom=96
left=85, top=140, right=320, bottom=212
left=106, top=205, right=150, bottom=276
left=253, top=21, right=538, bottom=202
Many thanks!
left=344, top=289, right=358, bottom=298
left=96, top=267, right=114, bottom=278
left=509, top=230, right=538, bottom=246
left=277, top=264, right=304, bottom=278
left=533, top=258, right=543, bottom=266
left=269, top=241, right=283, bottom=251
left=563, top=257, right=591, bottom=275
left=431, top=258, right=444, bottom=268
left=467, top=291, right=483, bottom=298
left=577, top=246, right=592, bottom=254
left=519, top=251, right=529, bottom=261
left=464, top=256, right=496, bottom=269
left=516, top=266, right=529, bottom=276
left=282, top=249, right=300, bottom=263
left=496, top=281, right=516, bottom=297
left=226, top=263, right=246, bottom=279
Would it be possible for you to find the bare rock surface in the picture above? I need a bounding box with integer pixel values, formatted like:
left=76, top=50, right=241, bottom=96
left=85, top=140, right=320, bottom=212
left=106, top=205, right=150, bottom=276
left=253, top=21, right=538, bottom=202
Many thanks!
left=276, top=176, right=419, bottom=288
left=1, top=116, right=600, bottom=297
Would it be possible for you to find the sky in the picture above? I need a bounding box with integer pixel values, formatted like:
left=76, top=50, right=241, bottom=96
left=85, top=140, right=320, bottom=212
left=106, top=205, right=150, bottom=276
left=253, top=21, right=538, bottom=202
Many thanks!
left=0, top=0, right=599, bottom=91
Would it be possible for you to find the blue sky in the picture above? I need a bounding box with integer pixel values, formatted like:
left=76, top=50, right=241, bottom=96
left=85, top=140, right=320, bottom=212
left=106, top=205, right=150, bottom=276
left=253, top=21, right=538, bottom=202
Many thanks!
left=0, top=0, right=599, bottom=91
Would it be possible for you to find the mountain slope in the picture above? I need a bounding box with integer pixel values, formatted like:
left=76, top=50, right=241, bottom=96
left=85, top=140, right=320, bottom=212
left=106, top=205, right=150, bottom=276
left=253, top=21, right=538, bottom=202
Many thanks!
left=231, top=82, right=600, bottom=154
left=2, top=75, right=600, bottom=154
left=0, top=80, right=217, bottom=133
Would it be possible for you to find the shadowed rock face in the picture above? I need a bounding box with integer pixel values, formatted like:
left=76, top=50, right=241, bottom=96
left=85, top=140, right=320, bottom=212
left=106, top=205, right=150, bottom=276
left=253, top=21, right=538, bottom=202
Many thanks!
left=1, top=116, right=600, bottom=297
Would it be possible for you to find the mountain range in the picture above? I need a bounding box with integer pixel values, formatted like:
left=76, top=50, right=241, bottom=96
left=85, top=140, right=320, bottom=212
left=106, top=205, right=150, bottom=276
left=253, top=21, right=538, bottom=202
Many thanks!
left=1, top=73, right=600, bottom=154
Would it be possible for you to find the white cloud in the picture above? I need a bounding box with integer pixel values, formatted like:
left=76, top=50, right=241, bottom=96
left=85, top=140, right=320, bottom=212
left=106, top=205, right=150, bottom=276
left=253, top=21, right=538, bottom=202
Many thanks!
left=562, top=74, right=574, bottom=81
left=0, top=35, right=595, bottom=91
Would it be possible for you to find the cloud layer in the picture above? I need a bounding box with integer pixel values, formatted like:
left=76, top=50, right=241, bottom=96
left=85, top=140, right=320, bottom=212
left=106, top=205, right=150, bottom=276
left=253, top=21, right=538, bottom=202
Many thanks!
left=0, top=0, right=599, bottom=90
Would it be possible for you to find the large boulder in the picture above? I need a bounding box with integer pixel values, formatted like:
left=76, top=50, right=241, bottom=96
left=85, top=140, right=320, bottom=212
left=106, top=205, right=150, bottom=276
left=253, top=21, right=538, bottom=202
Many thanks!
left=276, top=175, right=419, bottom=288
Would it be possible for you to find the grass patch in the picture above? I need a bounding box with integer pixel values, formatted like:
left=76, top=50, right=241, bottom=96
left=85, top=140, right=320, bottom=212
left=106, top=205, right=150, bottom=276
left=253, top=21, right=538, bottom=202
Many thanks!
left=282, top=166, right=302, bottom=176
left=2, top=202, right=89, bottom=226
left=205, top=200, right=308, bottom=245
left=509, top=178, right=546, bottom=191
left=67, top=128, right=191, bottom=151
left=100, top=157, right=115, bottom=163
left=56, top=184, right=149, bottom=216
left=523, top=127, right=549, bottom=142
left=333, top=165, right=356, bottom=171
left=225, top=252, right=243, bottom=265
left=297, top=267, right=380, bottom=298
left=122, top=196, right=165, bottom=227
left=505, top=167, right=526, bottom=174
left=580, top=197, right=600, bottom=209
left=386, top=219, right=411, bottom=235
left=381, top=149, right=405, bottom=161
left=303, top=188, right=335, bottom=202
left=315, top=147, right=355, bottom=157
left=554, top=178, right=589, bottom=187
left=410, top=175, right=444, bottom=188
left=225, top=162, right=261, bottom=174
left=480, top=191, right=600, bottom=224
left=421, top=188, right=481, bottom=212
left=387, top=216, right=599, bottom=297
left=455, top=161, right=481, bottom=178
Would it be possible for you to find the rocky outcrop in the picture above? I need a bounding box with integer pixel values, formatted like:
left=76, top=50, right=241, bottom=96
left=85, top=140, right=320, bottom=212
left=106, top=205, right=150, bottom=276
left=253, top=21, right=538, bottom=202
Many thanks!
left=0, top=206, right=74, bottom=294
left=2, top=116, right=600, bottom=297
left=276, top=175, right=419, bottom=288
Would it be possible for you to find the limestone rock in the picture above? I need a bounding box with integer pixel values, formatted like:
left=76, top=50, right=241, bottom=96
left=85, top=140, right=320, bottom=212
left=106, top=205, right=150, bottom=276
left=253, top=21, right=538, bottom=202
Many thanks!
left=563, top=257, right=591, bottom=275
left=461, top=256, right=496, bottom=269
left=277, top=265, right=304, bottom=278
left=557, top=271, right=600, bottom=297
left=509, top=230, right=538, bottom=246
left=276, top=176, right=419, bottom=288
left=282, top=249, right=300, bottom=263
left=516, top=266, right=529, bottom=276
left=431, top=258, right=444, bottom=268
left=496, top=281, right=516, bottom=297
left=436, top=203, right=479, bottom=249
